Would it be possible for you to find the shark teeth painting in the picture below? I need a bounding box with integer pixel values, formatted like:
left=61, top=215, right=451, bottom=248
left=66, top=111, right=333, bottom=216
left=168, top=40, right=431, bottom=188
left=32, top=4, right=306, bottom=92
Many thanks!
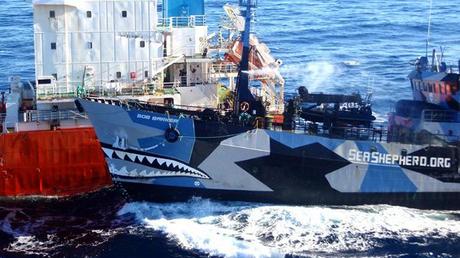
left=102, top=147, right=211, bottom=180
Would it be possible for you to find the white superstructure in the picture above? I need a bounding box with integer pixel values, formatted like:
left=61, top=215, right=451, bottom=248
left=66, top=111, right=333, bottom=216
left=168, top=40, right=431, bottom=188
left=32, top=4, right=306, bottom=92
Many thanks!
left=33, top=0, right=163, bottom=99
left=29, top=0, right=282, bottom=112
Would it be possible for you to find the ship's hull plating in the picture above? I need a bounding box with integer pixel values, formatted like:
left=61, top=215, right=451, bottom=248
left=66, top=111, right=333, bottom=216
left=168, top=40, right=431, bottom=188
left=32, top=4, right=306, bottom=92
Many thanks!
left=80, top=99, right=460, bottom=209
left=0, top=128, right=112, bottom=197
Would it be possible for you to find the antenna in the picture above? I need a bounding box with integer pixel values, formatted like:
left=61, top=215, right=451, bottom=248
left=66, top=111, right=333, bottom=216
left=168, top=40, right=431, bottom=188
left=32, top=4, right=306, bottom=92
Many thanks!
left=426, top=0, right=433, bottom=58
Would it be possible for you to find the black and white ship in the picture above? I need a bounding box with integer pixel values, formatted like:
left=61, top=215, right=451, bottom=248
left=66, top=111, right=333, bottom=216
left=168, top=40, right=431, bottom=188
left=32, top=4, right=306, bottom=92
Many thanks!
left=77, top=0, right=460, bottom=209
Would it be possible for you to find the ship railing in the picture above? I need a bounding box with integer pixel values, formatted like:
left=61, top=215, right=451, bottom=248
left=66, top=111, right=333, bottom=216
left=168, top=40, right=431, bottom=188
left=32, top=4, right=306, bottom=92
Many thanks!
left=387, top=127, right=460, bottom=147
left=84, top=81, right=190, bottom=97
left=422, top=109, right=460, bottom=123
left=83, top=79, right=216, bottom=101
left=211, top=63, right=239, bottom=74
left=158, top=15, right=206, bottom=29
left=20, top=110, right=86, bottom=123
left=293, top=118, right=386, bottom=141
left=293, top=119, right=460, bottom=146
left=86, top=97, right=218, bottom=114
left=37, top=91, right=76, bottom=100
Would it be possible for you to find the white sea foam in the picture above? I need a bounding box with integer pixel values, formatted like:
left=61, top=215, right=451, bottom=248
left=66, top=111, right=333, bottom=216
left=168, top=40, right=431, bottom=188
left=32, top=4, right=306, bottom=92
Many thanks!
left=117, top=199, right=460, bottom=257
left=342, top=60, right=361, bottom=67
left=0, top=206, right=124, bottom=256
left=6, top=235, right=63, bottom=256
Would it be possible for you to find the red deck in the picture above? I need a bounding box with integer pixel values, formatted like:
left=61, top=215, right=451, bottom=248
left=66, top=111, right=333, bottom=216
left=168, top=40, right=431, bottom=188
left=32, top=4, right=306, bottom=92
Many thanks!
left=0, top=128, right=112, bottom=197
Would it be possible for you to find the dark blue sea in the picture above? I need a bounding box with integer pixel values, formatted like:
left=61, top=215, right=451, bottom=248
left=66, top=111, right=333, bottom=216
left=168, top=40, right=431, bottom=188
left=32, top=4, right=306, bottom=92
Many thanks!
left=1, top=0, right=460, bottom=257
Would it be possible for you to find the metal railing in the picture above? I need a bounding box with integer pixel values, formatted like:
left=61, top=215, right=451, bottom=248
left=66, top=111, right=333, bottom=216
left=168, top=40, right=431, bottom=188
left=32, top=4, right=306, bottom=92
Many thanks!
left=211, top=63, right=239, bottom=74
left=158, top=15, right=206, bottom=28
left=294, top=119, right=386, bottom=142
left=422, top=109, right=460, bottom=123
left=293, top=118, right=460, bottom=146
left=20, top=110, right=86, bottom=123
left=37, top=85, right=77, bottom=100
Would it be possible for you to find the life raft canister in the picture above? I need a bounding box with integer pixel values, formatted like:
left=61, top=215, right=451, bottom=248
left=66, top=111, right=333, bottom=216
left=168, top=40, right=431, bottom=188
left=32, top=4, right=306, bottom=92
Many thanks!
left=165, top=127, right=180, bottom=143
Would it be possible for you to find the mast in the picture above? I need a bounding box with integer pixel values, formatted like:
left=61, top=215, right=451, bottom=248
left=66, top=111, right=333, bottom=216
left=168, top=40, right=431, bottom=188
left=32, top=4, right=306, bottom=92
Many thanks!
left=234, top=0, right=260, bottom=116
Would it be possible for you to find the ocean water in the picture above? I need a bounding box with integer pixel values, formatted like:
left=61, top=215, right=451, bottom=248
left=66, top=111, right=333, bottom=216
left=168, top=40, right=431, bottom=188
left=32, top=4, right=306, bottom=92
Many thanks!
left=1, top=0, right=460, bottom=257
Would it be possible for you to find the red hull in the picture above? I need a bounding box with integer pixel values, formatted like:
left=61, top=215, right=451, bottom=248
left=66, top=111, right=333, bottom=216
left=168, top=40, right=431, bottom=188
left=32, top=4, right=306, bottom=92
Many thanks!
left=0, top=128, right=112, bottom=197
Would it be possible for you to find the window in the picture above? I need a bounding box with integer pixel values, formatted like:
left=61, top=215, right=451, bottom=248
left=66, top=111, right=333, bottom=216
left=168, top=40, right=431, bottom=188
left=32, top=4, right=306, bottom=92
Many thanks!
left=86, top=11, right=92, bottom=18
left=52, top=73, right=57, bottom=80
left=87, top=42, right=93, bottom=49
left=49, top=10, right=55, bottom=18
left=38, top=79, right=52, bottom=84
left=116, top=72, right=122, bottom=79
left=50, top=42, right=56, bottom=50
left=401, top=149, right=408, bottom=156
left=144, top=71, right=149, bottom=78
left=122, top=11, right=127, bottom=18
left=140, top=41, right=145, bottom=48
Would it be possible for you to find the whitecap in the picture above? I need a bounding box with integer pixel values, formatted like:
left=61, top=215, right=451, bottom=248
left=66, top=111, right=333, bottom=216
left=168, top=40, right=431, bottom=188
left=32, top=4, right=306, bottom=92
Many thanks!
left=118, top=199, right=460, bottom=257
left=342, top=60, right=361, bottom=67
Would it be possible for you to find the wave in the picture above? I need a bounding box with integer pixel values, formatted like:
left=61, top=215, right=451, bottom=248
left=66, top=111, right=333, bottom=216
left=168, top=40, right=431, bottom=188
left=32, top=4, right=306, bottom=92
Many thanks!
left=342, top=60, right=361, bottom=67
left=118, top=198, right=460, bottom=258
left=0, top=190, right=130, bottom=256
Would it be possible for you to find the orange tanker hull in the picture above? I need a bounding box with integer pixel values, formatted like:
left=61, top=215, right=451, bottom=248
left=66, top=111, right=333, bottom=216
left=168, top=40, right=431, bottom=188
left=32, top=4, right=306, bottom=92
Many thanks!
left=0, top=128, right=112, bottom=197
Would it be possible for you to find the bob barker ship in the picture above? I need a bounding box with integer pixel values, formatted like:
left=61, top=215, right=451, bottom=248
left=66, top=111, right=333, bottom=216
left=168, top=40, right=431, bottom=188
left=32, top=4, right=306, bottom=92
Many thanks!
left=79, top=0, right=460, bottom=209
left=1, top=0, right=277, bottom=197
